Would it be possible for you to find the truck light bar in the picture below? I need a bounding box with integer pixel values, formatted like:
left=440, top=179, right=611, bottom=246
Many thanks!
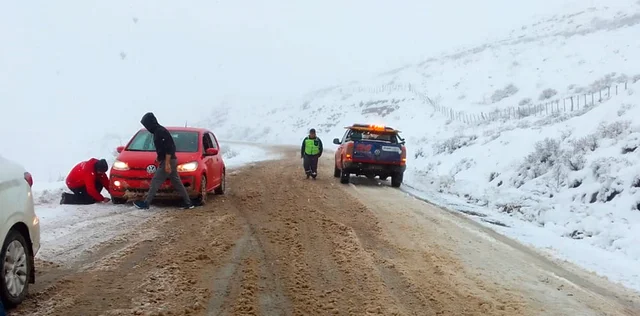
left=345, top=124, right=401, bottom=133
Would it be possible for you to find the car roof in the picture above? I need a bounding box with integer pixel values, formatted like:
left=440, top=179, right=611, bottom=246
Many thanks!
left=137, top=126, right=209, bottom=133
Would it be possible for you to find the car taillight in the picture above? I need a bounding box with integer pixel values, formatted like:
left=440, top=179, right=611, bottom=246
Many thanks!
left=345, top=142, right=354, bottom=161
left=401, top=146, right=407, bottom=165
left=24, top=172, right=33, bottom=187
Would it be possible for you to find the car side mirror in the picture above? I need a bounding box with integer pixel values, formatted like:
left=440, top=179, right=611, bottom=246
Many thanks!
left=205, top=148, right=219, bottom=156
left=333, top=138, right=341, bottom=145
left=116, top=146, right=125, bottom=153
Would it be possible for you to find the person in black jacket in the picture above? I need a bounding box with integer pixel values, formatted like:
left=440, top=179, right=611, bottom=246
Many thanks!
left=133, top=112, right=194, bottom=209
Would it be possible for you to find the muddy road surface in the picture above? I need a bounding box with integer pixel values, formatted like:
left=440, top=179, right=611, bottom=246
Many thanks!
left=12, top=149, right=640, bottom=315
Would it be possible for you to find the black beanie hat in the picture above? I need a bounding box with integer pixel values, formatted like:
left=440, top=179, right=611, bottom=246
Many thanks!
left=309, top=128, right=316, bottom=134
left=95, top=159, right=108, bottom=173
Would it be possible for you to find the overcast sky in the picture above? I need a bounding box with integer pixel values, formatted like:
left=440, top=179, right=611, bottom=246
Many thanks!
left=1, top=0, right=577, bottom=179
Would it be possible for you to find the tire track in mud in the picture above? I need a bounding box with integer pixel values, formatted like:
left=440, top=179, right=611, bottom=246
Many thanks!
left=206, top=152, right=532, bottom=316
left=12, top=202, right=245, bottom=315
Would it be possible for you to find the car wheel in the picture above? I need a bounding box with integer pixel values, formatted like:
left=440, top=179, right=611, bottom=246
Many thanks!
left=333, top=166, right=340, bottom=178
left=197, top=175, right=208, bottom=205
left=339, top=167, right=350, bottom=184
left=215, top=170, right=225, bottom=195
left=112, top=197, right=127, bottom=204
left=0, top=229, right=31, bottom=308
left=391, top=172, right=403, bottom=188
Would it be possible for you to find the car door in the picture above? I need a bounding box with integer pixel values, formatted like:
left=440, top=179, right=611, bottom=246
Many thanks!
left=208, top=132, right=222, bottom=185
left=336, top=130, right=350, bottom=166
left=201, top=133, right=216, bottom=191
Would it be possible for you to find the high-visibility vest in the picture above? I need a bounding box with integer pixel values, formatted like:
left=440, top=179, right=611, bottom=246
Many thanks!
left=304, top=137, right=320, bottom=155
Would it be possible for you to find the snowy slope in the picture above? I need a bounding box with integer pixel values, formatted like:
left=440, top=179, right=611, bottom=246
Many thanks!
left=198, top=1, right=640, bottom=292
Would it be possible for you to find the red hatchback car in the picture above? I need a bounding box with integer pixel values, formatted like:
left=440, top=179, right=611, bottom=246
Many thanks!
left=109, top=127, right=226, bottom=205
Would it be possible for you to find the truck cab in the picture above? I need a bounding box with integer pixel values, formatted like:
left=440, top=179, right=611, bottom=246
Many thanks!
left=333, top=124, right=407, bottom=187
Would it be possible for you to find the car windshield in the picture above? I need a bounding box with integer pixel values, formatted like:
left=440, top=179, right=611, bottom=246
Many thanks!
left=347, top=130, right=399, bottom=143
left=126, top=130, right=199, bottom=152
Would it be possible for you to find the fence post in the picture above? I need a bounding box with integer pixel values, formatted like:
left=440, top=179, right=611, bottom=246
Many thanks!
left=557, top=100, right=560, bottom=112
left=599, top=90, right=602, bottom=102
left=616, top=85, right=618, bottom=95
left=608, top=86, right=611, bottom=98
left=592, top=93, right=594, bottom=105
left=584, top=94, right=587, bottom=107
left=570, top=96, right=574, bottom=111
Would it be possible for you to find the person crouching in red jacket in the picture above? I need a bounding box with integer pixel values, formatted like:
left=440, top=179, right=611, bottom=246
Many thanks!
left=60, top=158, right=111, bottom=205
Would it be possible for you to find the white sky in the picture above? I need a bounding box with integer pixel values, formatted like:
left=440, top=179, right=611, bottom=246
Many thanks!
left=1, top=0, right=578, bottom=179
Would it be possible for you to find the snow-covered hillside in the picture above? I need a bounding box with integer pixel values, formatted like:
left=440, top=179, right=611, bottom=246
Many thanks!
left=199, top=1, right=640, bottom=291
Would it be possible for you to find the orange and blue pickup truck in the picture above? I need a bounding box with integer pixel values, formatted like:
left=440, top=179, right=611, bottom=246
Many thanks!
left=332, top=124, right=407, bottom=187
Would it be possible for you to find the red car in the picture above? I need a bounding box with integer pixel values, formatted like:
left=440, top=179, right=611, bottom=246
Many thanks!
left=109, top=127, right=226, bottom=205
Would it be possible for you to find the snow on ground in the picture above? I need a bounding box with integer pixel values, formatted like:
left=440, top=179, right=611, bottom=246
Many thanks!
left=32, top=142, right=276, bottom=264
left=219, top=142, right=277, bottom=169
left=198, top=2, right=640, bottom=293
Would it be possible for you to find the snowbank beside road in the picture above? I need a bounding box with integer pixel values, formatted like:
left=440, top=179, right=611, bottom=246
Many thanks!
left=32, top=142, right=278, bottom=264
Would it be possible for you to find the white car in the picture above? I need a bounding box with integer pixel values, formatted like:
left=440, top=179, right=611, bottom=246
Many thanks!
left=0, top=155, right=40, bottom=307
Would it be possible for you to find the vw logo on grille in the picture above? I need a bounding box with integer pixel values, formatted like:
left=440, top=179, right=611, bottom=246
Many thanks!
left=146, top=165, right=157, bottom=174
left=374, top=149, right=381, bottom=156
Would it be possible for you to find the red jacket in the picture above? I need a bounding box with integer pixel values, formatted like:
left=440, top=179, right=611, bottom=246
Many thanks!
left=66, top=158, right=110, bottom=202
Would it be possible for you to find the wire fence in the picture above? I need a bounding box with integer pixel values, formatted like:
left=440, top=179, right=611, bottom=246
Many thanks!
left=336, top=81, right=636, bottom=124
left=430, top=82, right=633, bottom=124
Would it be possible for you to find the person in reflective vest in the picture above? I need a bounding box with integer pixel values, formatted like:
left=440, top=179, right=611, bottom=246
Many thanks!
left=300, top=128, right=323, bottom=179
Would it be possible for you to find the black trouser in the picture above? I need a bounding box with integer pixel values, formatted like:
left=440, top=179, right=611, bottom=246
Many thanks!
left=62, top=180, right=103, bottom=205
left=303, top=154, right=319, bottom=175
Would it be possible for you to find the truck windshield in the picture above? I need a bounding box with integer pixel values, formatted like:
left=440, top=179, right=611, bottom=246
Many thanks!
left=126, top=130, right=199, bottom=152
left=347, top=130, right=398, bottom=143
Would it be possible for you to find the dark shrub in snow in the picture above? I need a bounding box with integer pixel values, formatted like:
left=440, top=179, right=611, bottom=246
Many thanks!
left=571, top=134, right=598, bottom=152
left=512, top=138, right=565, bottom=186
left=538, top=88, right=558, bottom=101
left=490, top=84, right=519, bottom=103
left=597, top=121, right=631, bottom=139
left=432, top=135, right=478, bottom=154
left=518, top=98, right=532, bottom=106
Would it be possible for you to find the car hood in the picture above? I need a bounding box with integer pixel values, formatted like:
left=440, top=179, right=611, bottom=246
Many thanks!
left=115, top=151, right=200, bottom=169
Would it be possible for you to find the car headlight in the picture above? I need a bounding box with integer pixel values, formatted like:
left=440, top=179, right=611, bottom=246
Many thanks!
left=177, top=161, right=198, bottom=172
left=112, top=160, right=129, bottom=171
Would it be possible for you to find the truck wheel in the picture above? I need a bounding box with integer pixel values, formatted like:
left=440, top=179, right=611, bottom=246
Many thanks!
left=334, top=166, right=340, bottom=178
left=391, top=173, right=403, bottom=188
left=340, top=168, right=350, bottom=184
left=0, top=229, right=31, bottom=308
left=112, top=197, right=127, bottom=205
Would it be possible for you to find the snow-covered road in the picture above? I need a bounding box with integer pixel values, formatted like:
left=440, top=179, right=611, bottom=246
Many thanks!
left=12, top=147, right=640, bottom=316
